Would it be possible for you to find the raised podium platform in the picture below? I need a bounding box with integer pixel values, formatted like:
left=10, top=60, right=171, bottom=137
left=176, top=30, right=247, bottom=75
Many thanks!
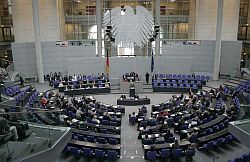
left=153, top=87, right=198, bottom=93
left=117, top=98, right=150, bottom=106
left=120, top=81, right=144, bottom=93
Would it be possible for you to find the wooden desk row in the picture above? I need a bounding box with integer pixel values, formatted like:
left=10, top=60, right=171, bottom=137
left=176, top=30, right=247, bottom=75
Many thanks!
left=197, top=128, right=228, bottom=143
left=72, top=129, right=121, bottom=140
left=143, top=140, right=190, bottom=151
left=187, top=115, right=227, bottom=133
left=68, top=139, right=121, bottom=153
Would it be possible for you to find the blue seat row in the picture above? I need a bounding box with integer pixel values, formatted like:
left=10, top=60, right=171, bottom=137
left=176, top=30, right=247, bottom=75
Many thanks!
left=4, top=85, right=20, bottom=97
left=146, top=148, right=196, bottom=160
left=228, top=151, right=250, bottom=162
left=153, top=83, right=199, bottom=89
left=65, top=146, right=119, bottom=159
left=235, top=80, right=250, bottom=93
left=202, top=134, right=235, bottom=150
left=154, top=74, right=210, bottom=81
left=72, top=133, right=119, bottom=145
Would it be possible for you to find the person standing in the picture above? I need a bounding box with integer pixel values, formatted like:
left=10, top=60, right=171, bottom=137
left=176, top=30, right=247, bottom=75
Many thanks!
left=145, top=72, right=150, bottom=84
left=20, top=75, right=24, bottom=87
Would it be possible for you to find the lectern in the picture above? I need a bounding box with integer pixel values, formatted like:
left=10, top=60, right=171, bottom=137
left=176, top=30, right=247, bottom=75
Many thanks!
left=129, top=84, right=135, bottom=98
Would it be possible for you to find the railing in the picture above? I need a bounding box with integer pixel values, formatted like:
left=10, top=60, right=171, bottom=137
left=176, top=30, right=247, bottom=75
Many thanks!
left=0, top=103, right=71, bottom=162
left=6, top=63, right=14, bottom=73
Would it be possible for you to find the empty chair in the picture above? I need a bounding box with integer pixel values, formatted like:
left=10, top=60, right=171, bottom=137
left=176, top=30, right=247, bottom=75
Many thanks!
left=166, top=83, right=172, bottom=87
left=98, top=137, right=107, bottom=144
left=82, top=147, right=93, bottom=157
left=173, top=148, right=183, bottom=158
left=64, top=146, right=71, bottom=153
left=107, top=150, right=118, bottom=160
left=70, top=146, right=81, bottom=156
left=196, top=75, right=201, bottom=80
left=186, top=148, right=196, bottom=161
left=109, top=138, right=118, bottom=145
left=159, top=148, right=170, bottom=158
left=87, top=136, right=95, bottom=143
left=146, top=150, right=157, bottom=160
left=101, top=120, right=109, bottom=125
left=204, top=141, right=216, bottom=150
left=213, top=125, right=219, bottom=132
left=166, top=136, right=175, bottom=143
left=100, top=128, right=107, bottom=133
left=192, top=84, right=198, bottom=89
left=110, top=121, right=117, bottom=126
left=205, top=128, right=213, bottom=135
left=182, top=74, right=187, bottom=79
left=215, top=138, right=224, bottom=147
left=223, top=135, right=232, bottom=144
left=242, top=152, right=250, bottom=162
left=173, top=74, right=177, bottom=79
left=153, top=82, right=158, bottom=87
left=234, top=157, right=243, bottom=162
left=95, top=149, right=105, bottom=158
left=77, top=134, right=85, bottom=141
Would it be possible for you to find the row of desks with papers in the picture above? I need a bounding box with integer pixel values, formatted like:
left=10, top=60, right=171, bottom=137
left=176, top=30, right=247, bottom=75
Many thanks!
left=68, top=139, right=121, bottom=154
left=72, top=129, right=121, bottom=144
left=143, top=140, right=191, bottom=157
left=143, top=140, right=190, bottom=151
left=76, top=121, right=121, bottom=134
left=64, top=87, right=111, bottom=95
left=187, top=115, right=227, bottom=133
left=72, top=129, right=120, bottom=139
left=197, top=128, right=229, bottom=144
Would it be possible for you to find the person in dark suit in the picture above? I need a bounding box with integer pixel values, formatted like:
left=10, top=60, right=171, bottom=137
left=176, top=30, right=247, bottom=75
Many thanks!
left=145, top=72, right=150, bottom=84
left=19, top=75, right=24, bottom=87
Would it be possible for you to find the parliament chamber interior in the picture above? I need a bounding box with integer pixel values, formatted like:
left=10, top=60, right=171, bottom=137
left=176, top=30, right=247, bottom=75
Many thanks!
left=0, top=0, right=250, bottom=162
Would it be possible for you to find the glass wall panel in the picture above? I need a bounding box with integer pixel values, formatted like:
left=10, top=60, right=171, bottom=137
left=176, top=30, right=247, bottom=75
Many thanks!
left=0, top=0, right=14, bottom=42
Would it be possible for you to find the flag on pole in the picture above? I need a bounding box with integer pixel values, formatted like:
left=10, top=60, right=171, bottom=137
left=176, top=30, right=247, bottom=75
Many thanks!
left=106, top=49, right=110, bottom=77
left=151, top=50, right=154, bottom=73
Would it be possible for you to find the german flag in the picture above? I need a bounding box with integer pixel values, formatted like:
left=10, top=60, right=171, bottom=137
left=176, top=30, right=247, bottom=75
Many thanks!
left=106, top=49, right=110, bottom=77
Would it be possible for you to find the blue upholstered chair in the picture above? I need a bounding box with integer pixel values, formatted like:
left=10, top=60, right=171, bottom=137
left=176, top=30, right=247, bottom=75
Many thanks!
left=70, top=146, right=81, bottom=156
left=107, top=150, right=118, bottom=159
left=109, top=138, right=118, bottom=145
left=186, top=148, right=196, bottom=161
left=173, top=148, right=184, bottom=158
left=95, top=149, right=105, bottom=158
left=147, top=150, right=157, bottom=160
left=97, top=137, right=107, bottom=144
left=204, top=141, right=216, bottom=150
left=82, top=147, right=93, bottom=157
left=159, top=148, right=170, bottom=158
